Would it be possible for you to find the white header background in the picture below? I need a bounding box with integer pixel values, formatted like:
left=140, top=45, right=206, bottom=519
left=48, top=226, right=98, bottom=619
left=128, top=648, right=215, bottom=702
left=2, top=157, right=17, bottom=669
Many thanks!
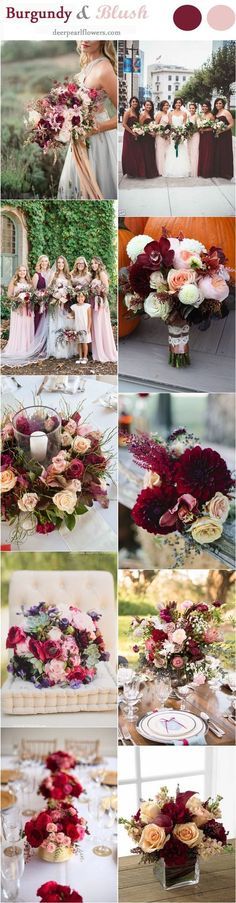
left=1, top=0, right=236, bottom=40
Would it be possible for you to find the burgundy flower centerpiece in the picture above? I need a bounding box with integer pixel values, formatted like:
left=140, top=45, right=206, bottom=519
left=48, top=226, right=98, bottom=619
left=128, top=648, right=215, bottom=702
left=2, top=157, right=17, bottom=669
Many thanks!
left=24, top=802, right=88, bottom=863
left=37, top=883, right=83, bottom=903
left=121, top=230, right=231, bottom=367
left=46, top=751, right=77, bottom=773
left=12, top=407, right=61, bottom=465
left=38, top=771, right=84, bottom=804
left=119, top=787, right=231, bottom=891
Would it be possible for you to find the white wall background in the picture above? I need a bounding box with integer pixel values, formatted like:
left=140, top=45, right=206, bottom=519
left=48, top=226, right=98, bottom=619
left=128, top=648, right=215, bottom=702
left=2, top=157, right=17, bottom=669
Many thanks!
left=2, top=728, right=117, bottom=758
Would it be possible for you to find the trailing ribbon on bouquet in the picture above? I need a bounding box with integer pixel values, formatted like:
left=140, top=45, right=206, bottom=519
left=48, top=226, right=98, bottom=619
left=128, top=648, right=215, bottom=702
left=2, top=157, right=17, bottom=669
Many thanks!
left=72, top=139, right=104, bottom=200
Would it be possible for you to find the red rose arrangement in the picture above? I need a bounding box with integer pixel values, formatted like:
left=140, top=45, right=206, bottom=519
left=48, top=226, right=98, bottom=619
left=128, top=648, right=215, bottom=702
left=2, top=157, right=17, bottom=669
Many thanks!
left=120, top=787, right=231, bottom=869
left=37, top=883, right=83, bottom=903
left=38, top=771, right=84, bottom=802
left=46, top=751, right=77, bottom=773
left=25, top=802, right=88, bottom=856
left=125, top=428, right=233, bottom=552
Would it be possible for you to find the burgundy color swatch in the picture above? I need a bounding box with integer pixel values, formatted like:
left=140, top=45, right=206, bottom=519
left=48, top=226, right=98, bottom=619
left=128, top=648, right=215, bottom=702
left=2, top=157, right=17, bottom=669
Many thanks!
left=173, top=4, right=202, bottom=29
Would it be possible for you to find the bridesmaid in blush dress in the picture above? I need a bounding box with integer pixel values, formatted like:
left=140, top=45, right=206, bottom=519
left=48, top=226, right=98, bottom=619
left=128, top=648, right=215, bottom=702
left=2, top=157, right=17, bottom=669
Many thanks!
left=122, top=97, right=146, bottom=178
left=154, top=100, right=170, bottom=175
left=140, top=99, right=159, bottom=178
left=70, top=256, right=92, bottom=294
left=90, top=257, right=117, bottom=363
left=198, top=101, right=215, bottom=178
left=2, top=266, right=34, bottom=362
left=187, top=102, right=199, bottom=178
left=31, top=255, right=50, bottom=335
left=213, top=97, right=234, bottom=180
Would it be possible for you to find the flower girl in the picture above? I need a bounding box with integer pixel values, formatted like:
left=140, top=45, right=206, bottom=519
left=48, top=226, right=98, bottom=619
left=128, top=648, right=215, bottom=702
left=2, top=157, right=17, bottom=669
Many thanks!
left=70, top=290, right=92, bottom=364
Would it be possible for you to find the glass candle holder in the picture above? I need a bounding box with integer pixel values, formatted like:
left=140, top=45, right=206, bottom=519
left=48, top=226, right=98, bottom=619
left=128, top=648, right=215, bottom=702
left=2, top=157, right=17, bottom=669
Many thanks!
left=12, top=406, right=61, bottom=465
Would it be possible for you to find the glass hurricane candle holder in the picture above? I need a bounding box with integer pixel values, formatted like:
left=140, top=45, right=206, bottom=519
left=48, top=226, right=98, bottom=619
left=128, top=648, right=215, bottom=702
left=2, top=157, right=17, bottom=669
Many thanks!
left=12, top=406, right=61, bottom=465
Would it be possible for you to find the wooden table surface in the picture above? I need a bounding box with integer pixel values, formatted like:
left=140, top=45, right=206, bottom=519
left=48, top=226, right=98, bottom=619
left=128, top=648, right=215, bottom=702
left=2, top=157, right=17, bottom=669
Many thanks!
left=119, top=841, right=235, bottom=902
left=118, top=683, right=235, bottom=746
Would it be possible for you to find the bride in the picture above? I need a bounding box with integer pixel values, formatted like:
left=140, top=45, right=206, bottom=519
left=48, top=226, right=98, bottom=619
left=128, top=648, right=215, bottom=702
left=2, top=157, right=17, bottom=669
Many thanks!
left=58, top=40, right=118, bottom=201
left=164, top=97, right=190, bottom=178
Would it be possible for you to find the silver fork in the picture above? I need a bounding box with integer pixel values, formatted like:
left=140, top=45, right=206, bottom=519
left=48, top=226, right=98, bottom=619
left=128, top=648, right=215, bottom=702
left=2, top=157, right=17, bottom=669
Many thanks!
left=121, top=726, right=135, bottom=745
left=118, top=727, right=126, bottom=745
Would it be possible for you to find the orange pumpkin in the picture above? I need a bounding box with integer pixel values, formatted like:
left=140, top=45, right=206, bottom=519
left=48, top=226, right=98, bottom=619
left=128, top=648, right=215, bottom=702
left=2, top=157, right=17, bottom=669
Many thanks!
left=124, top=217, right=149, bottom=236
left=118, top=228, right=141, bottom=338
left=144, top=217, right=235, bottom=280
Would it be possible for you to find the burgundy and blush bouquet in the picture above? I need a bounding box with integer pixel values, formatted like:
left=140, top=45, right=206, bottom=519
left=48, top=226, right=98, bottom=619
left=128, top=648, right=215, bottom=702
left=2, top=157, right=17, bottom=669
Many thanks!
left=121, top=229, right=232, bottom=366
left=39, top=771, right=84, bottom=802
left=46, top=751, right=77, bottom=773
left=37, top=884, right=83, bottom=903
left=6, top=602, right=109, bottom=689
left=25, top=79, right=100, bottom=153
left=126, top=427, right=233, bottom=551
left=131, top=598, right=225, bottom=685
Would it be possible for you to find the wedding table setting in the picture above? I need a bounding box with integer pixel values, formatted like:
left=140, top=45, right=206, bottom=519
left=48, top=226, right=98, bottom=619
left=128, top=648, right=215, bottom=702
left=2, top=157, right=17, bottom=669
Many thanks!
left=1, top=752, right=117, bottom=902
left=1, top=375, right=117, bottom=552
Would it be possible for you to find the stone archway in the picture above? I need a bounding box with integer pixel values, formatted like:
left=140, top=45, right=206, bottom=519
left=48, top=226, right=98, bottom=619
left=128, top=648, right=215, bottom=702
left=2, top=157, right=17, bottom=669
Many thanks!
left=1, top=206, right=28, bottom=285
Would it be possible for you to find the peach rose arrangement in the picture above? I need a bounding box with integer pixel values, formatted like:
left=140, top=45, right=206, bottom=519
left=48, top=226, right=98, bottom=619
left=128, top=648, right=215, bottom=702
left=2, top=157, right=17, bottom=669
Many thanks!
left=130, top=596, right=226, bottom=686
left=125, top=427, right=234, bottom=557
left=120, top=228, right=232, bottom=366
left=1, top=406, right=112, bottom=541
left=120, top=787, right=231, bottom=875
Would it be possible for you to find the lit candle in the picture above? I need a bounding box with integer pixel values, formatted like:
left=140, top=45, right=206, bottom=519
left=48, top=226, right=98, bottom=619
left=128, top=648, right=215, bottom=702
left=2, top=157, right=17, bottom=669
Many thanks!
left=30, top=431, right=48, bottom=463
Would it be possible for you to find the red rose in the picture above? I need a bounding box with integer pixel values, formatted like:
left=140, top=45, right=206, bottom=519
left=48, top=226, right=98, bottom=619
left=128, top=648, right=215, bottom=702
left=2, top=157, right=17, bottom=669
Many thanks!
left=152, top=629, right=168, bottom=645
left=28, top=637, right=47, bottom=661
left=36, top=523, right=56, bottom=534
left=66, top=459, right=84, bottom=480
left=46, top=751, right=76, bottom=773
left=67, top=666, right=88, bottom=683
left=187, top=639, right=204, bottom=661
left=24, top=821, right=44, bottom=848
left=35, top=811, right=52, bottom=832
left=42, top=640, right=62, bottom=661
left=6, top=626, right=26, bottom=648
left=86, top=453, right=106, bottom=469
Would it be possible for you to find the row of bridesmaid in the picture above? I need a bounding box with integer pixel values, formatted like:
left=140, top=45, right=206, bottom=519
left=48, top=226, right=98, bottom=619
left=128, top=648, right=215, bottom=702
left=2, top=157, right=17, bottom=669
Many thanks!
left=122, top=96, right=234, bottom=180
left=3, top=255, right=117, bottom=366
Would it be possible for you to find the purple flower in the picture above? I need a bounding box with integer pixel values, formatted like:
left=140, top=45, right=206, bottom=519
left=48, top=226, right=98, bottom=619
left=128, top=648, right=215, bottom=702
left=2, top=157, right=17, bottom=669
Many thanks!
left=100, top=652, right=110, bottom=661
left=27, top=603, right=44, bottom=616
left=59, top=618, right=69, bottom=629
left=69, top=680, right=82, bottom=688
left=133, top=645, right=139, bottom=652
left=7, top=662, right=13, bottom=673
left=87, top=610, right=101, bottom=621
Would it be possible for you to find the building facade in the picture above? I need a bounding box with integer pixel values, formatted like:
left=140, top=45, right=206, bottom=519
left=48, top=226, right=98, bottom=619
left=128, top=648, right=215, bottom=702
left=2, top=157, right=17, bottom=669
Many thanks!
left=147, top=63, right=193, bottom=108
left=118, top=41, right=144, bottom=112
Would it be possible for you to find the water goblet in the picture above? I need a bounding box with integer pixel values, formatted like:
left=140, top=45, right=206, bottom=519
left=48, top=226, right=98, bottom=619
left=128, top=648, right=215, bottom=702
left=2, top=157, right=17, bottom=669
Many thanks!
left=154, top=675, right=171, bottom=709
left=1, top=808, right=23, bottom=844
left=123, top=677, right=140, bottom=722
left=1, top=841, right=24, bottom=902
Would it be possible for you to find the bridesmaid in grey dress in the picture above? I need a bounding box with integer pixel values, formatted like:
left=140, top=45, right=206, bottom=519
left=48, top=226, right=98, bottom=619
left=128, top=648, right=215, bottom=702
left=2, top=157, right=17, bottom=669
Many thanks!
left=58, top=41, right=118, bottom=200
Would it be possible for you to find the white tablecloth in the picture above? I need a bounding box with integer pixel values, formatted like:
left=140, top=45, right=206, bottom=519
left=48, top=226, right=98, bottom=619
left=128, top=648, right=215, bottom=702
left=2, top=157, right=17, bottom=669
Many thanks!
left=1, top=377, right=117, bottom=552
left=1, top=756, right=117, bottom=902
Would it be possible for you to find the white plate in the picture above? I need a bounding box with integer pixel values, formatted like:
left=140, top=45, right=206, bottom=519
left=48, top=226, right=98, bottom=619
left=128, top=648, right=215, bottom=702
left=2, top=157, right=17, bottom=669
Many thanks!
left=136, top=709, right=206, bottom=743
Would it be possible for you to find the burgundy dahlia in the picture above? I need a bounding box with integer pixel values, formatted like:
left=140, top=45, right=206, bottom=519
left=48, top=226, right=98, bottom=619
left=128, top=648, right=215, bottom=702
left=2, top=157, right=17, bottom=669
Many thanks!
left=174, top=446, right=233, bottom=504
left=132, top=485, right=177, bottom=535
left=203, top=819, right=227, bottom=845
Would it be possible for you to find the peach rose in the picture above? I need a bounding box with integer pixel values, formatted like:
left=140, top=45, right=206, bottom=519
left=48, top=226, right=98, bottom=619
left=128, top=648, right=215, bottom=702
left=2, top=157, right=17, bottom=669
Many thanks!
left=198, top=274, right=229, bottom=302
left=0, top=469, right=17, bottom=493
left=186, top=796, right=213, bottom=827
left=73, top=436, right=91, bottom=454
left=17, top=492, right=38, bottom=512
left=53, top=490, right=77, bottom=514
left=167, top=269, right=196, bottom=293
left=51, top=453, right=69, bottom=474
left=140, top=823, right=166, bottom=852
left=140, top=800, right=161, bottom=824
left=206, top=492, right=230, bottom=524
left=143, top=471, right=162, bottom=489
left=190, top=517, right=223, bottom=545
left=173, top=249, right=203, bottom=270
left=64, top=418, right=77, bottom=436
left=173, top=822, right=200, bottom=847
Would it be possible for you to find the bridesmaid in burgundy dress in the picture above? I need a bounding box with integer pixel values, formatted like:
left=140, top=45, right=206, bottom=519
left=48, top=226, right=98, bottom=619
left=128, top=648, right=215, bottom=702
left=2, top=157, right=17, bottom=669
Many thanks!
left=31, top=255, right=50, bottom=334
left=198, top=101, right=214, bottom=178
left=122, top=97, right=146, bottom=178
left=213, top=97, right=234, bottom=180
left=140, top=99, right=159, bottom=178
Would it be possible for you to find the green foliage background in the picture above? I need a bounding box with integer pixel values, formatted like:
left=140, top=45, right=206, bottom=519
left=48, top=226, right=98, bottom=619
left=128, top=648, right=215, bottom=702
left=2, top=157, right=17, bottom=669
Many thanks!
left=1, top=200, right=117, bottom=320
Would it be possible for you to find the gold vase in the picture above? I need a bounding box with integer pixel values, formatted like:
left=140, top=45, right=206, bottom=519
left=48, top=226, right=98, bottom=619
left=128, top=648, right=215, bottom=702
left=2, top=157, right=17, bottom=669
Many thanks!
left=38, top=845, right=74, bottom=863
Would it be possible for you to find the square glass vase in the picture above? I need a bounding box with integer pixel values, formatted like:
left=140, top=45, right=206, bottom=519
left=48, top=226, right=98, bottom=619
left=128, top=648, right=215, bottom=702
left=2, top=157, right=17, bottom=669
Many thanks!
left=153, top=852, right=200, bottom=890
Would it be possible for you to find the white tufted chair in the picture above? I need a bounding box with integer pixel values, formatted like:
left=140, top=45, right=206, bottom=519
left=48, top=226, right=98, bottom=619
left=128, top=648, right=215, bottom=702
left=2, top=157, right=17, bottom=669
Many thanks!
left=9, top=570, right=116, bottom=668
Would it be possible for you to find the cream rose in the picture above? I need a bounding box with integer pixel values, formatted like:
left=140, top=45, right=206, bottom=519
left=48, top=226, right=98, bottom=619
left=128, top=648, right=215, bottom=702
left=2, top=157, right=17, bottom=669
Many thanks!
left=64, top=418, right=77, bottom=436
left=190, top=516, right=223, bottom=545
left=140, top=823, right=166, bottom=852
left=173, top=822, right=201, bottom=847
left=186, top=796, right=213, bottom=827
left=168, top=269, right=196, bottom=293
left=53, top=490, right=77, bottom=514
left=73, top=436, right=91, bottom=454
left=51, top=453, right=68, bottom=474
left=61, top=432, right=73, bottom=448
left=206, top=492, right=230, bottom=524
left=140, top=801, right=161, bottom=824
left=0, top=469, right=17, bottom=494
left=66, top=479, right=82, bottom=493
left=144, top=293, right=169, bottom=320
left=18, top=492, right=39, bottom=512
left=150, top=272, right=168, bottom=291
left=144, top=471, right=162, bottom=489
left=172, top=628, right=186, bottom=645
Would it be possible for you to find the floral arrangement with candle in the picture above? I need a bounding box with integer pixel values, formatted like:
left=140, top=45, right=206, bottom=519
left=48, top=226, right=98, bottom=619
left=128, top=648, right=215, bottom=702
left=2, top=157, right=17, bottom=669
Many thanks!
left=119, top=788, right=231, bottom=867
left=125, top=427, right=234, bottom=550
left=37, top=884, right=83, bottom=903
left=38, top=771, right=84, bottom=802
left=46, top=751, right=77, bottom=773
left=24, top=802, right=88, bottom=859
left=120, top=229, right=232, bottom=366
left=130, top=598, right=225, bottom=685
left=1, top=406, right=112, bottom=540
left=6, top=603, right=110, bottom=689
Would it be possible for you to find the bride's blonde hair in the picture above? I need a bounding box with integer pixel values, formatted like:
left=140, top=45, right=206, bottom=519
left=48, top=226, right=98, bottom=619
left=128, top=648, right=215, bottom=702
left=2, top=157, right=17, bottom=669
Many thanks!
left=35, top=255, right=50, bottom=272
left=76, top=41, right=117, bottom=74
left=71, top=256, right=89, bottom=277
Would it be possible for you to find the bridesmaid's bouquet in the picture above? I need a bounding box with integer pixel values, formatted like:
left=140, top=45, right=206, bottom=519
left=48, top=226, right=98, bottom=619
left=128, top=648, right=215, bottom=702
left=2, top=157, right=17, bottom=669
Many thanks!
left=25, top=79, right=100, bottom=154
left=11, top=288, right=32, bottom=315
left=89, top=278, right=107, bottom=310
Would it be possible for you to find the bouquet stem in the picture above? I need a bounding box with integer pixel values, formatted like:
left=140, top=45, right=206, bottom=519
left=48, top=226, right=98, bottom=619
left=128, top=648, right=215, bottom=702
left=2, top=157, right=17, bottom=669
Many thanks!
left=168, top=323, right=190, bottom=367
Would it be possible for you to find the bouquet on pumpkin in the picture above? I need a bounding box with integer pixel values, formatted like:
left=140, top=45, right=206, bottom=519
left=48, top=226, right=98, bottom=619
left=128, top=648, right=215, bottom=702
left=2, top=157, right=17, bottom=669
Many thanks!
left=125, top=427, right=234, bottom=551
left=37, top=884, right=83, bottom=903
left=25, top=79, right=100, bottom=153
left=46, top=750, right=77, bottom=773
left=1, top=407, right=112, bottom=540
left=130, top=598, right=225, bottom=685
left=6, top=602, right=110, bottom=689
left=119, top=787, right=232, bottom=867
left=24, top=801, right=88, bottom=857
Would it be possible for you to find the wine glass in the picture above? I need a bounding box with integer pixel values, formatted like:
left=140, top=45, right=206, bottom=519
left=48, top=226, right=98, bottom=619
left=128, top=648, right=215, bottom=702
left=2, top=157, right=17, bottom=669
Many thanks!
left=1, top=842, right=24, bottom=901
left=154, top=675, right=171, bottom=708
left=176, top=685, right=192, bottom=711
left=123, top=677, right=140, bottom=722
left=1, top=808, right=23, bottom=844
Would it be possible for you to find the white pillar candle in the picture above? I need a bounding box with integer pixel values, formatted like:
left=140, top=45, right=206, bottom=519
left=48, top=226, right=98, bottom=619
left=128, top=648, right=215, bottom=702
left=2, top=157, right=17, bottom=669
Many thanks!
left=30, top=431, right=48, bottom=463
